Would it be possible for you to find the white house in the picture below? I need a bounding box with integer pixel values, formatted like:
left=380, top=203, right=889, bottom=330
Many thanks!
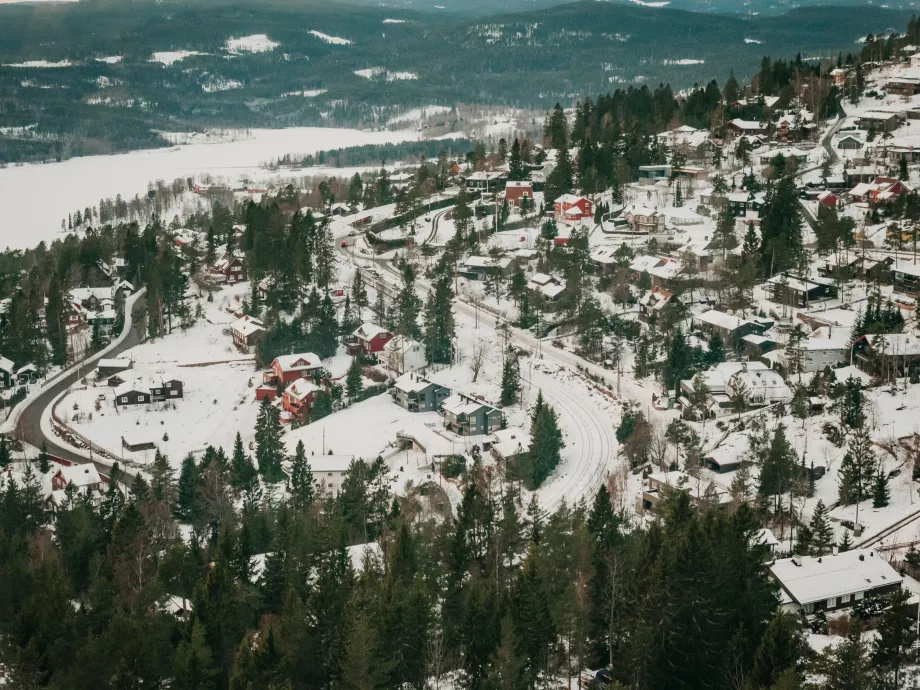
left=307, top=454, right=356, bottom=494
left=770, top=549, right=902, bottom=614
left=384, top=335, right=428, bottom=376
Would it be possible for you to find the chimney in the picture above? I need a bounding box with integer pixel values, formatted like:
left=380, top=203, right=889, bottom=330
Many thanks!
left=859, top=554, right=865, bottom=561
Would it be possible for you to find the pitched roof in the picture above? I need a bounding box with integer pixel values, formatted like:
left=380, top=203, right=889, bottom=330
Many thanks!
left=0, top=355, right=14, bottom=373
left=695, top=309, right=749, bottom=332
left=393, top=372, right=439, bottom=394
left=57, top=464, right=102, bottom=488
left=354, top=323, right=390, bottom=341
left=273, top=353, right=321, bottom=372
left=285, top=378, right=320, bottom=400
left=231, top=315, right=265, bottom=337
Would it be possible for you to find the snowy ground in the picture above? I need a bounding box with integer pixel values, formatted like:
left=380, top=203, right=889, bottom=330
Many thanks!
left=0, top=126, right=417, bottom=250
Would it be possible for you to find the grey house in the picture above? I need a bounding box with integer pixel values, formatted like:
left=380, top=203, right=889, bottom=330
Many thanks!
left=391, top=373, right=451, bottom=412
left=442, top=393, right=503, bottom=436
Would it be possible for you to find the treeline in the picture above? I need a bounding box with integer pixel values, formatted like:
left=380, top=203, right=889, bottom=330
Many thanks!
left=267, top=138, right=472, bottom=170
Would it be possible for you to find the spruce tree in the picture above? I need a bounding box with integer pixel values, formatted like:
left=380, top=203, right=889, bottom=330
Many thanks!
left=872, top=587, right=915, bottom=690
left=423, top=274, right=455, bottom=365
left=255, top=397, right=285, bottom=483
left=174, top=620, right=216, bottom=690
left=809, top=500, right=834, bottom=556
left=38, top=442, right=50, bottom=474
left=290, top=440, right=315, bottom=511
left=175, top=454, right=201, bottom=522
left=529, top=405, right=564, bottom=488
left=872, top=470, right=890, bottom=508
left=345, top=357, right=363, bottom=401
left=351, top=270, right=368, bottom=312
left=499, top=348, right=521, bottom=407
left=839, top=530, right=853, bottom=552
left=230, top=431, right=255, bottom=491
left=151, top=449, right=175, bottom=504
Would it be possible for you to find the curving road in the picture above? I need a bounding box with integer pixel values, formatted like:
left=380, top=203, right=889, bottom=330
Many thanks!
left=16, top=296, right=147, bottom=477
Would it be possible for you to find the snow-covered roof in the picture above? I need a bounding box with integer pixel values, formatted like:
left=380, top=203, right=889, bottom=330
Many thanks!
left=70, top=286, right=114, bottom=303
left=892, top=259, right=920, bottom=278
left=639, top=286, right=674, bottom=310
left=57, top=464, right=102, bottom=488
left=442, top=393, right=496, bottom=417
left=307, top=454, right=355, bottom=473
left=354, top=322, right=389, bottom=341
left=695, top=309, right=748, bottom=332
left=728, top=118, right=764, bottom=130
left=0, top=355, right=14, bottom=373
left=285, top=378, right=320, bottom=401
left=492, top=428, right=532, bottom=458
left=770, top=549, right=901, bottom=605
left=629, top=255, right=665, bottom=272
left=273, top=353, right=321, bottom=372
left=729, top=369, right=792, bottom=402
left=465, top=171, right=504, bottom=181
left=393, top=372, right=437, bottom=394
left=684, top=361, right=768, bottom=394
left=539, top=283, right=566, bottom=299
left=505, top=181, right=533, bottom=189
left=231, top=315, right=265, bottom=336
left=98, top=358, right=131, bottom=370
left=647, top=261, right=681, bottom=280
left=754, top=528, right=780, bottom=548
left=464, top=255, right=513, bottom=270
left=555, top=193, right=588, bottom=205
left=528, top=273, right=555, bottom=286
left=384, top=335, right=423, bottom=354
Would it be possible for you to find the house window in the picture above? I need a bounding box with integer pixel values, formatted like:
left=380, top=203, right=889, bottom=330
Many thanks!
left=855, top=591, right=865, bottom=600
left=121, top=397, right=128, bottom=403
left=803, top=603, right=814, bottom=614
left=327, top=472, right=333, bottom=477
left=826, top=598, right=836, bottom=609
left=841, top=594, right=851, bottom=604
left=170, top=390, right=179, bottom=396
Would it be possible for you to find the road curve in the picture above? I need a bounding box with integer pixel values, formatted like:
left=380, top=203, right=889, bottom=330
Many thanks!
left=16, top=296, right=147, bottom=477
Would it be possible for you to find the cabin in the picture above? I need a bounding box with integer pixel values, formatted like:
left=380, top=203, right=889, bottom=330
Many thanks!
left=464, top=171, right=506, bottom=193
left=0, top=355, right=15, bottom=388
left=770, top=549, right=902, bottom=615
left=122, top=433, right=157, bottom=452
left=391, top=373, right=451, bottom=412
left=856, top=111, right=903, bottom=133
left=210, top=251, right=246, bottom=284
left=442, top=393, right=502, bottom=436
left=113, top=383, right=151, bottom=407
left=836, top=134, right=864, bottom=150
left=637, top=164, right=671, bottom=180
left=693, top=310, right=764, bottom=348
left=347, top=323, right=394, bottom=356
left=97, top=358, right=132, bottom=378
left=526, top=273, right=566, bottom=305
left=638, top=287, right=678, bottom=324
left=490, top=427, right=532, bottom=465
left=853, top=333, right=920, bottom=377
left=149, top=380, right=183, bottom=402
left=231, top=315, right=266, bottom=354
left=384, top=336, right=428, bottom=376
left=892, top=260, right=920, bottom=295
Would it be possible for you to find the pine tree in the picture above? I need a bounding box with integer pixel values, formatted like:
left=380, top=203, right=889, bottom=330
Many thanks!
left=750, top=613, right=806, bottom=690
left=872, top=470, right=890, bottom=508
left=290, top=440, right=315, bottom=511
left=90, top=319, right=106, bottom=353
left=151, top=449, right=175, bottom=504
left=351, top=270, right=368, bottom=312
left=396, top=264, right=423, bottom=340
left=423, top=274, right=455, bottom=365
left=37, top=442, right=50, bottom=474
left=809, top=500, right=834, bottom=556
left=529, top=405, right=564, bottom=488
left=255, top=397, right=285, bottom=483
left=872, top=587, right=915, bottom=690
left=230, top=431, right=255, bottom=491
left=500, top=348, right=521, bottom=407
left=346, top=357, right=363, bottom=401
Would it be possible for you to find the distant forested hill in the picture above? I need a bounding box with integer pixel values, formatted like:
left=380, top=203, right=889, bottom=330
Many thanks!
left=0, top=0, right=912, bottom=162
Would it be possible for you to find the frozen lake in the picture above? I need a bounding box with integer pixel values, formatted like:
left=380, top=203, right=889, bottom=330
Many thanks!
left=0, top=126, right=416, bottom=250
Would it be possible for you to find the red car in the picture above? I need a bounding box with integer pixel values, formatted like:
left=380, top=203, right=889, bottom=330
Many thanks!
left=340, top=240, right=348, bottom=247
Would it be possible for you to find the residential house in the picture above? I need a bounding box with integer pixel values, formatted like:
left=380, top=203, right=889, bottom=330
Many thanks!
left=460, top=256, right=514, bottom=281
left=113, top=382, right=151, bottom=406
left=765, top=273, right=837, bottom=308
left=210, top=251, right=246, bottom=284
left=384, top=336, right=428, bottom=376
left=817, top=191, right=842, bottom=208
left=527, top=273, right=566, bottom=304
left=66, top=301, right=88, bottom=331
left=725, top=367, right=793, bottom=410
left=0, top=355, right=15, bottom=388
left=856, top=111, right=903, bottom=133
left=70, top=286, right=115, bottom=312
left=282, top=379, right=320, bottom=419
left=554, top=194, right=593, bottom=223
left=231, top=315, right=266, bottom=354
left=265, top=353, right=323, bottom=386
left=639, top=471, right=731, bottom=513
left=836, top=134, right=864, bottom=150
left=770, top=549, right=902, bottom=615
left=391, top=373, right=451, bottom=412
left=849, top=177, right=911, bottom=204
left=892, top=259, right=920, bottom=295
left=638, top=165, right=671, bottom=181
left=725, top=190, right=765, bottom=218
left=726, top=119, right=766, bottom=135
left=149, top=379, right=183, bottom=402
left=678, top=237, right=716, bottom=272
left=308, top=454, right=356, bottom=494
left=97, top=358, right=132, bottom=378
left=442, top=393, right=503, bottom=436
left=694, top=309, right=764, bottom=347
left=783, top=326, right=851, bottom=374
left=679, top=361, right=770, bottom=418
left=623, top=205, right=665, bottom=234
left=646, top=259, right=682, bottom=288
left=853, top=333, right=920, bottom=377
left=347, top=323, right=394, bottom=356
left=830, top=67, right=847, bottom=87
left=16, top=364, right=38, bottom=385
left=887, top=76, right=920, bottom=96
left=638, top=286, right=678, bottom=323
left=121, top=432, right=157, bottom=452
left=52, top=464, right=104, bottom=495
left=504, top=181, right=533, bottom=207
left=464, top=171, right=506, bottom=193
left=490, top=427, right=532, bottom=466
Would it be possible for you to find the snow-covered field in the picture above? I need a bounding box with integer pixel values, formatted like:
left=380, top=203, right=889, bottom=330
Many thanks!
left=149, top=51, right=206, bottom=66
left=308, top=30, right=352, bottom=46
left=225, top=34, right=279, bottom=53
left=3, top=60, right=72, bottom=68
left=0, top=126, right=417, bottom=250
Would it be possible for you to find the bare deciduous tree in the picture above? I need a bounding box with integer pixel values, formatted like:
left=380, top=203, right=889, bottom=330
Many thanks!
left=470, top=339, right=488, bottom=383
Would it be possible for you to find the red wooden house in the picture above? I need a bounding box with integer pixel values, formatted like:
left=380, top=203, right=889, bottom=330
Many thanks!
left=282, top=379, right=320, bottom=420
left=209, top=251, right=246, bottom=284
left=504, top=181, right=533, bottom=207
left=346, top=323, right=394, bottom=356
left=264, top=353, right=323, bottom=386
left=553, top=194, right=593, bottom=222
left=817, top=191, right=842, bottom=208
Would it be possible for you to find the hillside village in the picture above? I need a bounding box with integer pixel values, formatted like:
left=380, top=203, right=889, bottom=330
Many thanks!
left=10, top=15, right=920, bottom=690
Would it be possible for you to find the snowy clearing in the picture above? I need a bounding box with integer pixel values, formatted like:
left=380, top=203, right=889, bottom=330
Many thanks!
left=387, top=106, right=451, bottom=126
left=94, top=55, right=124, bottom=64
left=201, top=78, right=243, bottom=93
left=282, top=89, right=327, bottom=98
left=354, top=67, right=385, bottom=79
left=225, top=34, right=279, bottom=53
left=308, top=30, right=352, bottom=46
left=0, top=126, right=416, bottom=250
left=744, top=38, right=763, bottom=44
left=629, top=0, right=670, bottom=6
left=3, top=60, right=72, bottom=68
left=663, top=59, right=705, bottom=65
left=387, top=71, right=418, bottom=81
left=382, top=18, right=406, bottom=23
left=149, top=51, right=205, bottom=66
